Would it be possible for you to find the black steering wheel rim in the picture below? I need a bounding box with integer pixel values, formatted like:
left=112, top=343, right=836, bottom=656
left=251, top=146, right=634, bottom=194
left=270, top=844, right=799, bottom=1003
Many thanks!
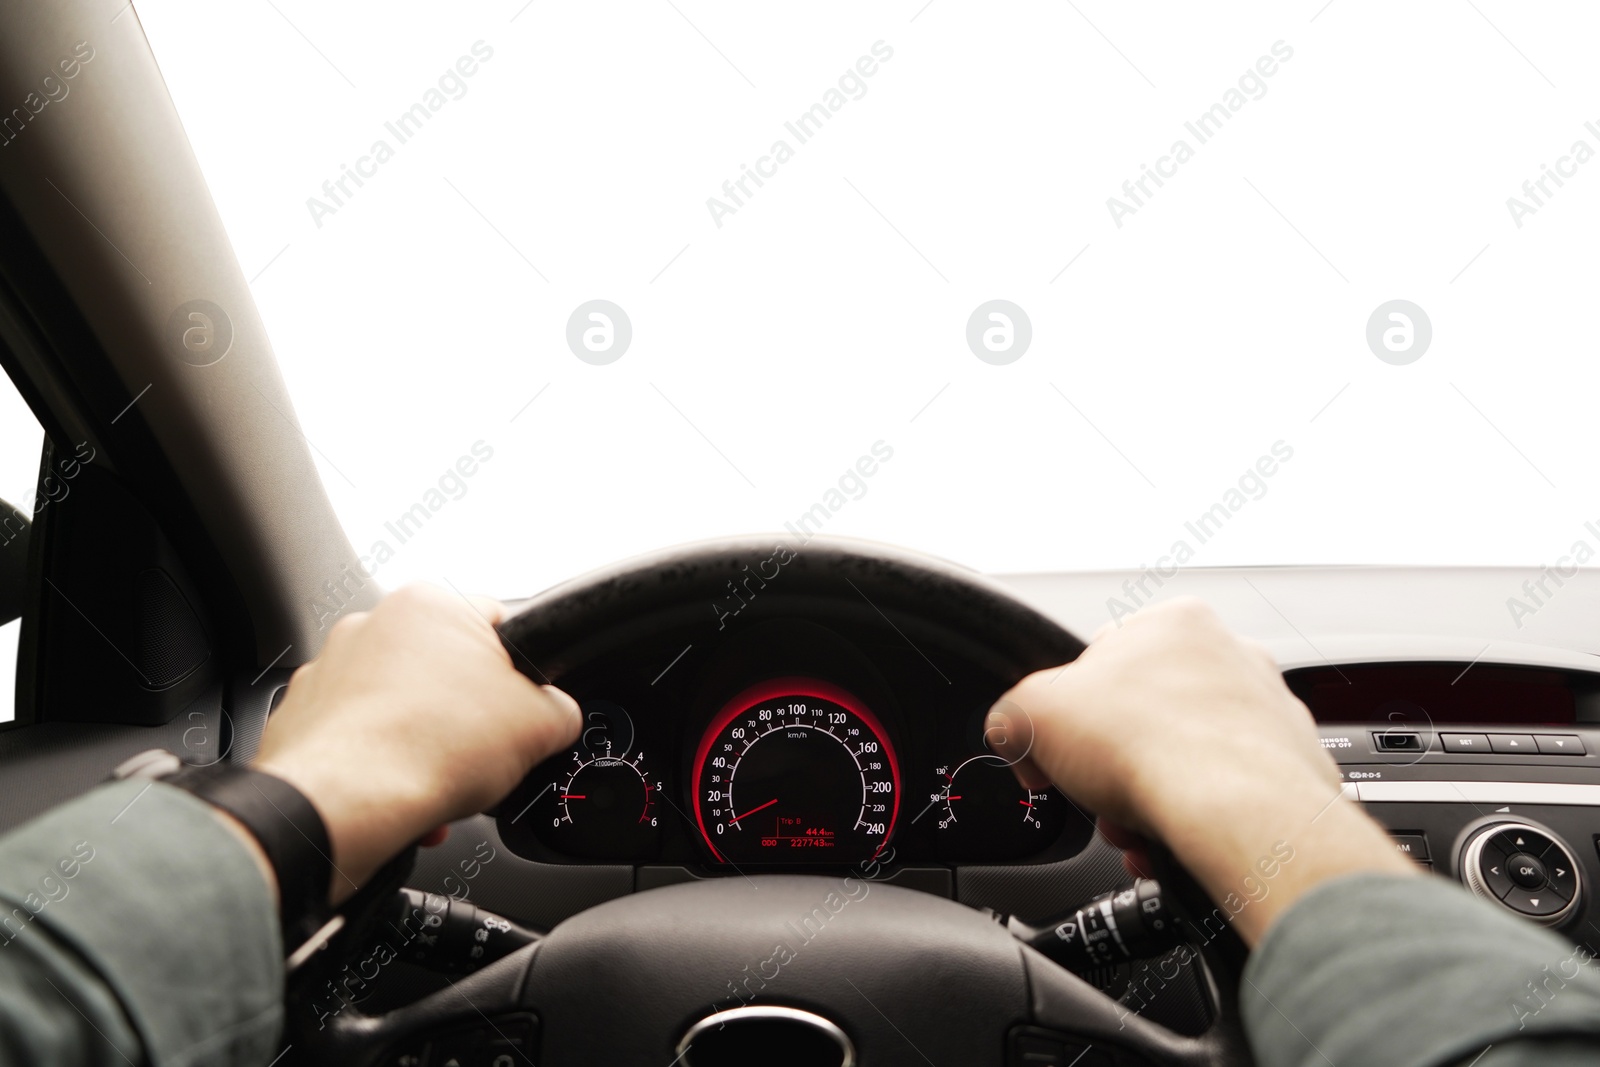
left=495, top=533, right=1087, bottom=686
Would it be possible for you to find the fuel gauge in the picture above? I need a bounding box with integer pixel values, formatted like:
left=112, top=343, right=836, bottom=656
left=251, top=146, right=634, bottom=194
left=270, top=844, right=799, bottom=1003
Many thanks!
left=933, top=755, right=1066, bottom=861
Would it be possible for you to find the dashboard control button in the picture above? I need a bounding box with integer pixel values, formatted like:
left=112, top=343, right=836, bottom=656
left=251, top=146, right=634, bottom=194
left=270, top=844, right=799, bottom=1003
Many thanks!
left=1508, top=829, right=1558, bottom=863
left=1480, top=855, right=1515, bottom=899
left=1503, top=885, right=1565, bottom=917
left=409, top=1014, right=536, bottom=1067
left=1373, top=730, right=1424, bottom=752
left=1535, top=734, right=1586, bottom=755
left=1489, top=734, right=1538, bottom=754
left=1485, top=828, right=1529, bottom=859
left=1505, top=852, right=1548, bottom=890
left=1010, top=1028, right=1114, bottom=1066
left=1464, top=822, right=1581, bottom=925
left=1390, top=834, right=1429, bottom=861
left=1548, top=859, right=1578, bottom=901
left=1441, top=733, right=1491, bottom=753
left=1528, top=833, right=1562, bottom=859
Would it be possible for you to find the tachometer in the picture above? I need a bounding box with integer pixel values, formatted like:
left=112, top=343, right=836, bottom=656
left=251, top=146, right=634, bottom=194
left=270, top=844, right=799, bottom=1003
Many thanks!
left=692, top=678, right=899, bottom=864
left=555, top=748, right=658, bottom=833
left=506, top=700, right=664, bottom=861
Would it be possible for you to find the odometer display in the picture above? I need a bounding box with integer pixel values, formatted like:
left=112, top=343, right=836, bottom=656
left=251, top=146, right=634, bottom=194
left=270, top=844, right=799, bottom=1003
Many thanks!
left=693, top=678, right=900, bottom=864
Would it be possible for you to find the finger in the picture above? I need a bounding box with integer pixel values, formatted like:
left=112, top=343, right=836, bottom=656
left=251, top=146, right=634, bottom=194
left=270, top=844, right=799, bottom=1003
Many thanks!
left=466, top=595, right=506, bottom=626
left=323, top=610, right=371, bottom=647
left=1122, top=848, right=1153, bottom=878
left=983, top=700, right=1036, bottom=763
left=284, top=661, right=316, bottom=690
left=1097, top=815, right=1145, bottom=852
left=1098, top=817, right=1154, bottom=877
left=540, top=684, right=581, bottom=722
left=519, top=683, right=582, bottom=759
left=1243, top=638, right=1279, bottom=672
left=1006, top=754, right=1053, bottom=791
left=420, top=825, right=450, bottom=848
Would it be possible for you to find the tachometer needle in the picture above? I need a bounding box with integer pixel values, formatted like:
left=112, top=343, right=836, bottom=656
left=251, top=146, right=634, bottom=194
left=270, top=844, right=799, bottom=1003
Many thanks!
left=729, top=798, right=778, bottom=825
left=562, top=795, right=586, bottom=800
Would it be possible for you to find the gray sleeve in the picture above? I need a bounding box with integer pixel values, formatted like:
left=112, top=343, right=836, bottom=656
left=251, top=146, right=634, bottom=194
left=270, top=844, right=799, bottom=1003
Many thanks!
left=1241, top=872, right=1600, bottom=1067
left=0, top=779, right=285, bottom=1067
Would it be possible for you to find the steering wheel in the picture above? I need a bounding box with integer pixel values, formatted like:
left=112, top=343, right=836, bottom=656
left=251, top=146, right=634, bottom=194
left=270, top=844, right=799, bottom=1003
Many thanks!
left=286, top=536, right=1253, bottom=1067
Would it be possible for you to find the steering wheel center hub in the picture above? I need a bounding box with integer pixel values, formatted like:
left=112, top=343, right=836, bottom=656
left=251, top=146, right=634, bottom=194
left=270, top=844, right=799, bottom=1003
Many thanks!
left=522, top=876, right=1028, bottom=1066
left=677, top=1005, right=856, bottom=1067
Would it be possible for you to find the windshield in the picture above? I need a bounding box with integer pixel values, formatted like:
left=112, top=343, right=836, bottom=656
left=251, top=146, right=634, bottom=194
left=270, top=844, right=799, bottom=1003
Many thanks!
left=134, top=4, right=1591, bottom=597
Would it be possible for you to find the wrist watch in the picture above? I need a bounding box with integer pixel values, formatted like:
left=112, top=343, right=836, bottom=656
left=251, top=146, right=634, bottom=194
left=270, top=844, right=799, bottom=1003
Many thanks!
left=111, top=749, right=335, bottom=956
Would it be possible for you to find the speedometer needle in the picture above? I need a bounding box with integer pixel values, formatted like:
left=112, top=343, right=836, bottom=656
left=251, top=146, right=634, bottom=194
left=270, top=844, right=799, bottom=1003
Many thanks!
left=729, top=798, right=778, bottom=825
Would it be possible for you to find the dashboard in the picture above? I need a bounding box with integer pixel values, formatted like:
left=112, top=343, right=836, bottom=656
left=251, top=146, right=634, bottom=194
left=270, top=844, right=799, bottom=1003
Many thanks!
left=478, top=629, right=1600, bottom=963
left=477, top=566, right=1600, bottom=944
left=493, top=617, right=1092, bottom=873
left=1290, top=661, right=1600, bottom=928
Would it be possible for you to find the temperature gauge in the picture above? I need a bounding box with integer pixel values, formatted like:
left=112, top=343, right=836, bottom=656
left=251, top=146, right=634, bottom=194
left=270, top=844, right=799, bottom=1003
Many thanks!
left=932, top=755, right=1066, bottom=861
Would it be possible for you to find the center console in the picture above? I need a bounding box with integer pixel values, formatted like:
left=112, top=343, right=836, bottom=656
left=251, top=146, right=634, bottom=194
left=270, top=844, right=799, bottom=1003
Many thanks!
left=1293, top=662, right=1600, bottom=932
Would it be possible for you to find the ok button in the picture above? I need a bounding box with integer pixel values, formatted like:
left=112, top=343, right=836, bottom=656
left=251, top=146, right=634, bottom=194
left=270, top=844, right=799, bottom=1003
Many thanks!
left=1506, top=852, right=1548, bottom=890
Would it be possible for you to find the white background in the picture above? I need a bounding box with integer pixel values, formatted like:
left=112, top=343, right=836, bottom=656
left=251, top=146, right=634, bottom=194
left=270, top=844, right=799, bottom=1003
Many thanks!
left=9, top=2, right=1600, bottom=614
left=0, top=387, right=41, bottom=722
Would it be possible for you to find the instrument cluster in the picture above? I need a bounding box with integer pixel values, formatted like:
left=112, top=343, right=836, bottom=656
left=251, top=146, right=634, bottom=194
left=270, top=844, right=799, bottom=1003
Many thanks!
left=495, top=619, right=1090, bottom=872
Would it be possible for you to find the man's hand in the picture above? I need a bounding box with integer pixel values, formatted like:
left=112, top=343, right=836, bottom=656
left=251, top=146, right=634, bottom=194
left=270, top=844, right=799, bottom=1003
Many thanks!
left=987, top=597, right=1414, bottom=945
left=252, top=584, right=581, bottom=903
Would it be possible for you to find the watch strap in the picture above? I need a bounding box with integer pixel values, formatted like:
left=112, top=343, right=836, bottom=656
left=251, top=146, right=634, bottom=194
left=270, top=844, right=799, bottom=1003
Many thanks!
left=162, top=761, right=335, bottom=953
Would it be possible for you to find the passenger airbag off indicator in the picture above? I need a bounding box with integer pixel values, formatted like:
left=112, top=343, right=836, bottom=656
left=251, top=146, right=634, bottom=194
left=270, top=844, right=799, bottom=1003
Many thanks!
left=1373, top=730, right=1425, bottom=752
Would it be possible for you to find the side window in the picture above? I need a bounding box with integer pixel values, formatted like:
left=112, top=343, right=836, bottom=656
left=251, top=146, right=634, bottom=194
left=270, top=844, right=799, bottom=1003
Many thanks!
left=0, top=376, right=44, bottom=724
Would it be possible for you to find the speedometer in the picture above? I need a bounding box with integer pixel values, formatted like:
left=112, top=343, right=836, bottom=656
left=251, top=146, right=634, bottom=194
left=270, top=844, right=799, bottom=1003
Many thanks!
left=692, top=678, right=900, bottom=864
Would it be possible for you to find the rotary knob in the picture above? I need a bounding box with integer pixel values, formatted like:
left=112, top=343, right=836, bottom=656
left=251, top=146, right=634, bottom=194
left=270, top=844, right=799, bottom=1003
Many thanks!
left=1461, top=822, right=1581, bottom=926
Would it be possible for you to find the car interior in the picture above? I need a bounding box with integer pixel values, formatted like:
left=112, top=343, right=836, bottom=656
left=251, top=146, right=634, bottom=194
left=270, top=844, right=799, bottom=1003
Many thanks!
left=2, top=4, right=1598, bottom=1067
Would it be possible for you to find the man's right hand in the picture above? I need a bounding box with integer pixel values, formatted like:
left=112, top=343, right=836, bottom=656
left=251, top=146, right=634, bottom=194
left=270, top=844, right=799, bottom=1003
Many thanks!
left=987, top=597, right=1414, bottom=946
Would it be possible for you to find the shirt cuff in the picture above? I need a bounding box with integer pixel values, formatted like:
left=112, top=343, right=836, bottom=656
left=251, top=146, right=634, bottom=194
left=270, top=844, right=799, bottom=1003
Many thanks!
left=0, top=779, right=284, bottom=1067
left=1242, top=872, right=1600, bottom=1067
